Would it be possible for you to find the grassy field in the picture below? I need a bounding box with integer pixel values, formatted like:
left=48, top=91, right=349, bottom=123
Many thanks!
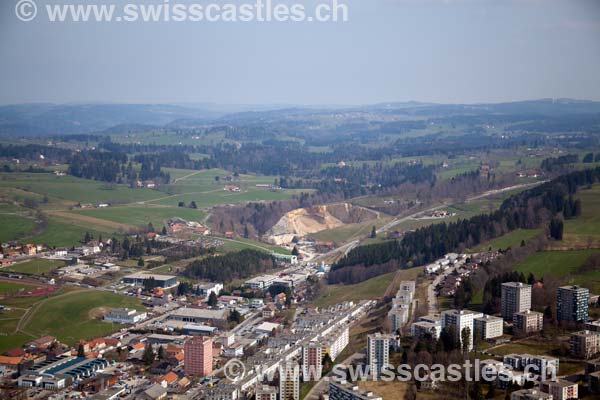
left=0, top=213, right=36, bottom=242
left=147, top=168, right=309, bottom=209
left=22, top=289, right=144, bottom=345
left=71, top=204, right=206, bottom=229
left=313, top=267, right=422, bottom=308
left=515, top=249, right=600, bottom=290
left=564, top=184, right=600, bottom=239
left=6, top=259, right=65, bottom=275
left=218, top=237, right=291, bottom=255
left=471, top=229, right=542, bottom=252
left=311, top=217, right=392, bottom=245
left=0, top=172, right=161, bottom=205
left=27, top=217, right=111, bottom=247
left=0, top=281, right=37, bottom=296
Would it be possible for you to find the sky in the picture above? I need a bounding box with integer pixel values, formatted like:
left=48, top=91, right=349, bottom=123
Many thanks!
left=0, top=0, right=599, bottom=105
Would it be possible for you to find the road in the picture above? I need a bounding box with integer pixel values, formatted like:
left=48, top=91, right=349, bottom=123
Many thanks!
left=312, top=181, right=545, bottom=265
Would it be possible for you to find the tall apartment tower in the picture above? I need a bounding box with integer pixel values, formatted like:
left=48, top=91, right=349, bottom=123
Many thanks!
left=302, top=341, right=323, bottom=381
left=279, top=363, right=300, bottom=400
left=184, top=336, right=213, bottom=376
left=501, top=282, right=532, bottom=320
left=441, top=309, right=477, bottom=351
left=557, top=285, right=589, bottom=322
left=367, top=333, right=392, bottom=377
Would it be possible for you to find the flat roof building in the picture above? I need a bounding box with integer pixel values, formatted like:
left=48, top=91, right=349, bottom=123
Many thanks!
left=329, top=379, right=383, bottom=400
left=474, top=314, right=503, bottom=340
left=514, top=310, right=544, bottom=335
left=122, top=272, right=178, bottom=288
left=557, top=285, right=589, bottom=323
left=501, top=282, right=532, bottom=321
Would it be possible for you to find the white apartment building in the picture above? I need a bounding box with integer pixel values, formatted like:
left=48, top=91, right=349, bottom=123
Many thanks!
left=474, top=314, right=504, bottom=340
left=441, top=309, right=481, bottom=351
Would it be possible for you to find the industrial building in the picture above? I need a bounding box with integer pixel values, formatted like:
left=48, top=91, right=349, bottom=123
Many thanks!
left=122, top=272, right=178, bottom=288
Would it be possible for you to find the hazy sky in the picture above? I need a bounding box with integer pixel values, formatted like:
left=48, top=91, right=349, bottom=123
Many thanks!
left=1, top=0, right=599, bottom=105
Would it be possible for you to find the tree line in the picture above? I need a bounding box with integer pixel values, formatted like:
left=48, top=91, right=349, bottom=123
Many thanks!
left=329, top=167, right=600, bottom=285
left=184, top=249, right=277, bottom=282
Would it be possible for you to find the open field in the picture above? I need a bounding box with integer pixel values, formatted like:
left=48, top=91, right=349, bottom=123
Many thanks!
left=311, top=216, right=392, bottom=245
left=564, top=184, right=600, bottom=237
left=27, top=216, right=111, bottom=247
left=21, top=288, right=144, bottom=345
left=515, top=249, right=600, bottom=290
left=0, top=172, right=161, bottom=205
left=218, top=237, right=291, bottom=255
left=6, top=259, right=65, bottom=275
left=0, top=281, right=37, bottom=296
left=471, top=229, right=542, bottom=252
left=313, top=267, right=422, bottom=308
left=70, top=204, right=205, bottom=229
left=0, top=213, right=36, bottom=242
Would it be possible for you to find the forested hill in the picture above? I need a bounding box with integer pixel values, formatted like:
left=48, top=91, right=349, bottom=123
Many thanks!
left=329, top=167, right=600, bottom=284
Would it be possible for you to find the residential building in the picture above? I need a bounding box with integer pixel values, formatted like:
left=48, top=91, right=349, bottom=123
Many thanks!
left=441, top=309, right=480, bottom=351
left=503, top=354, right=559, bottom=378
left=589, top=370, right=600, bottom=394
left=570, top=330, right=599, bottom=359
left=302, top=342, right=323, bottom=381
left=195, top=282, right=223, bottom=298
left=474, top=314, right=503, bottom=340
left=184, top=336, right=212, bottom=376
left=585, top=320, right=600, bottom=332
left=329, top=379, right=383, bottom=400
left=539, top=379, right=578, bottom=400
left=322, top=326, right=349, bottom=361
left=514, top=310, right=544, bottom=335
left=501, top=282, right=532, bottom=320
left=367, top=333, right=393, bottom=377
left=255, top=385, right=277, bottom=400
left=411, top=321, right=441, bottom=340
left=557, top=286, right=589, bottom=323
left=511, top=389, right=553, bottom=400
left=204, top=383, right=240, bottom=400
left=279, top=363, right=300, bottom=400
left=388, top=305, right=409, bottom=332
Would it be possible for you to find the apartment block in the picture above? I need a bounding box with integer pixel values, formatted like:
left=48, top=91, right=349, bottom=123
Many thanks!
left=539, top=379, right=578, bottom=400
left=557, top=285, right=589, bottom=323
left=184, top=336, right=212, bottom=376
left=511, top=389, right=553, bottom=400
left=302, top=342, right=323, bottom=381
left=570, top=330, right=600, bottom=359
left=411, top=321, right=442, bottom=340
left=514, top=310, right=544, bottom=335
left=255, top=385, right=277, bottom=400
left=329, top=379, right=383, bottom=400
left=280, top=363, right=300, bottom=400
left=367, top=333, right=394, bottom=377
left=441, top=309, right=481, bottom=351
left=501, top=282, right=532, bottom=320
left=474, top=314, right=503, bottom=340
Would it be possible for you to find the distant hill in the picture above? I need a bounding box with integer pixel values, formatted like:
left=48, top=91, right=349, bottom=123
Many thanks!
left=1, top=99, right=599, bottom=136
